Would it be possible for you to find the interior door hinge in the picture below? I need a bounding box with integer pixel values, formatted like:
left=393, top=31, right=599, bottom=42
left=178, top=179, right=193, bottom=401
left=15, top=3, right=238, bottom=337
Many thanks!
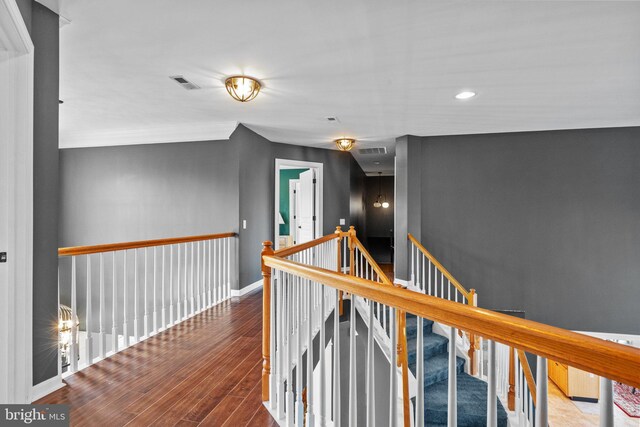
left=312, top=178, right=316, bottom=184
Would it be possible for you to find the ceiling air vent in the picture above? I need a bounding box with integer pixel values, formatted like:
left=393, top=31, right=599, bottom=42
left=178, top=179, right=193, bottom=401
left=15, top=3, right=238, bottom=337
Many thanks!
left=169, top=75, right=200, bottom=90
left=358, top=147, right=387, bottom=155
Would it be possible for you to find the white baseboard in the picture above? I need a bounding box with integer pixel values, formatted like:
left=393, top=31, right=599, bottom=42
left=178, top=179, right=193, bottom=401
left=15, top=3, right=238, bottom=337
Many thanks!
left=31, top=375, right=65, bottom=402
left=231, top=279, right=263, bottom=297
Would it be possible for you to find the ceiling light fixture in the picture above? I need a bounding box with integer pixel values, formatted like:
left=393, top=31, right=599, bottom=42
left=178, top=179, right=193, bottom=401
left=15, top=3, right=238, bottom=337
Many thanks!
left=335, top=138, right=355, bottom=151
left=225, top=75, right=261, bottom=102
left=455, top=91, right=476, bottom=100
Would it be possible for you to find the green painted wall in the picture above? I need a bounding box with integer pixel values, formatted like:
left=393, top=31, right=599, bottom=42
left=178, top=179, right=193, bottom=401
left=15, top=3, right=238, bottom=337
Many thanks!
left=279, top=169, right=308, bottom=236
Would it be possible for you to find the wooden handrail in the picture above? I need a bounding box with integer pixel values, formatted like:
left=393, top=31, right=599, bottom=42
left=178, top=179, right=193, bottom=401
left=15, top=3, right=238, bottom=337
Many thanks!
left=518, top=349, right=537, bottom=406
left=352, top=235, right=393, bottom=286
left=273, top=233, right=339, bottom=258
left=262, top=256, right=640, bottom=389
left=408, top=233, right=471, bottom=301
left=58, top=232, right=236, bottom=256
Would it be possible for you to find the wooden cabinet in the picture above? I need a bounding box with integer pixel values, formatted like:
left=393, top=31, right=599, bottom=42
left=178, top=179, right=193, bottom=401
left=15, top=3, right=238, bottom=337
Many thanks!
left=549, top=360, right=599, bottom=401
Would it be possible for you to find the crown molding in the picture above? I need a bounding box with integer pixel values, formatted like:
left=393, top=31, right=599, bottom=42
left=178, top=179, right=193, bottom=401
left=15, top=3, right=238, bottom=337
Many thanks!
left=60, top=121, right=239, bottom=149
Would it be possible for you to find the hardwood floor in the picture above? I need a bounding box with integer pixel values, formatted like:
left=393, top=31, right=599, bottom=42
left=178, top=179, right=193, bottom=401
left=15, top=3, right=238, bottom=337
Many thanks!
left=37, top=290, right=276, bottom=427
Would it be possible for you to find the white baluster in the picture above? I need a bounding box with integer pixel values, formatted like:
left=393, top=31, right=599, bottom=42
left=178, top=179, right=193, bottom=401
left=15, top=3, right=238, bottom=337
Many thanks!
left=366, top=299, right=375, bottom=427
left=349, top=292, right=357, bottom=426
left=190, top=242, right=195, bottom=315
left=176, top=244, right=182, bottom=322
left=111, top=251, right=118, bottom=354
left=196, top=241, right=201, bottom=312
left=226, top=237, right=231, bottom=299
left=318, top=283, right=326, bottom=426
left=333, top=288, right=341, bottom=427
left=143, top=248, right=149, bottom=337
left=535, top=357, right=548, bottom=427
left=183, top=243, right=188, bottom=319
left=214, top=239, right=219, bottom=304
left=169, top=245, right=174, bottom=326
left=70, top=256, right=78, bottom=372
left=270, top=270, right=277, bottom=410
left=448, top=327, right=457, bottom=427
left=306, top=279, right=315, bottom=426
left=123, top=251, right=129, bottom=347
left=286, top=272, right=294, bottom=427
left=153, top=246, right=157, bottom=333
left=161, top=246, right=166, bottom=329
left=599, top=376, right=614, bottom=427
left=296, top=274, right=304, bottom=427
left=487, top=340, right=497, bottom=427
left=86, top=255, right=93, bottom=364
left=416, top=316, right=424, bottom=427
left=411, top=243, right=415, bottom=286
left=207, top=240, right=212, bottom=307
left=134, top=249, right=139, bottom=342
left=276, top=270, right=285, bottom=420
left=389, top=306, right=397, bottom=427
left=99, top=253, right=105, bottom=359
left=428, top=260, right=432, bottom=295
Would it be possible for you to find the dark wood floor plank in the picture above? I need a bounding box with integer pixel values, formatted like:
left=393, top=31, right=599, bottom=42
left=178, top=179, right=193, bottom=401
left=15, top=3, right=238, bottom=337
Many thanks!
left=36, top=290, right=272, bottom=427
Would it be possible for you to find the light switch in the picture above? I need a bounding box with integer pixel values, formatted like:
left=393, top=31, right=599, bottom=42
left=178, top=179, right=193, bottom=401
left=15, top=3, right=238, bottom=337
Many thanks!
left=339, top=218, right=346, bottom=225
left=243, top=220, right=247, bottom=229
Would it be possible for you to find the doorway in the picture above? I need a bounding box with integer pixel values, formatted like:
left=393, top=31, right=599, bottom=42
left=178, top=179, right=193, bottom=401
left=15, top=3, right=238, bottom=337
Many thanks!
left=274, top=159, right=323, bottom=250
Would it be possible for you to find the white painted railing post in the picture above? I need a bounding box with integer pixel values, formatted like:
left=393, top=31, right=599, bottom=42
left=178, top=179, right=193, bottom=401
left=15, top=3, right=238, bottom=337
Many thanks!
left=487, top=339, right=497, bottom=427
left=366, top=299, right=375, bottom=427
left=389, top=306, right=397, bottom=427
left=111, top=251, right=118, bottom=353
left=176, top=244, right=182, bottom=322
left=86, top=255, right=93, bottom=364
left=349, top=294, right=357, bottom=427
left=296, top=275, right=304, bottom=427
left=196, top=241, right=201, bottom=313
left=161, top=246, right=166, bottom=329
left=416, top=316, right=424, bottom=427
left=123, top=251, right=129, bottom=347
left=227, top=237, right=231, bottom=298
left=143, top=248, right=149, bottom=337
left=599, top=376, right=614, bottom=427
left=190, top=242, right=195, bottom=316
left=153, top=246, right=157, bottom=333
left=169, top=245, right=173, bottom=325
left=183, top=243, right=188, bottom=320
left=319, top=283, right=326, bottom=427
left=70, top=256, right=78, bottom=372
left=306, top=279, right=315, bottom=426
left=535, top=356, right=548, bottom=427
left=448, top=327, right=457, bottom=427
left=333, top=288, right=341, bottom=427
left=134, top=249, right=139, bottom=342
left=269, top=270, right=277, bottom=410
left=99, top=253, right=105, bottom=359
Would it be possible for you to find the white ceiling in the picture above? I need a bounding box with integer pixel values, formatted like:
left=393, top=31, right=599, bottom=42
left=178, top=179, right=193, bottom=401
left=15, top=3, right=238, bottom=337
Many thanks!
left=58, top=0, right=640, bottom=174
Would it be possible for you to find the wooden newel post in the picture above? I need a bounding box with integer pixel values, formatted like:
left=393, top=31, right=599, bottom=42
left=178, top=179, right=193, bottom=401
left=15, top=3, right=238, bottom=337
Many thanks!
left=467, top=288, right=477, bottom=375
left=508, top=346, right=516, bottom=411
left=335, top=226, right=344, bottom=315
left=261, top=241, right=274, bottom=402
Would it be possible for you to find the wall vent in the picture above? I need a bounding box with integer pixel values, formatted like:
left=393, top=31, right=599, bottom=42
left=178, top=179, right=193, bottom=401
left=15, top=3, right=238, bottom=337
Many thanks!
left=169, top=75, right=200, bottom=90
left=358, top=147, right=387, bottom=155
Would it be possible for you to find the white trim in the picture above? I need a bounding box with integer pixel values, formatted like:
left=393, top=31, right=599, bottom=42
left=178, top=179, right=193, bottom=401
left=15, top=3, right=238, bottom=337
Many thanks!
left=231, top=279, right=263, bottom=297
left=0, top=0, right=34, bottom=405
left=60, top=121, right=238, bottom=149
left=31, top=375, right=65, bottom=403
left=394, top=278, right=410, bottom=287
left=274, top=159, right=324, bottom=250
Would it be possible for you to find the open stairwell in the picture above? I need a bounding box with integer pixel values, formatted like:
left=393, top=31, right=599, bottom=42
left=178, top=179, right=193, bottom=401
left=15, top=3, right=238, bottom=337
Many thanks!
left=404, top=314, right=508, bottom=426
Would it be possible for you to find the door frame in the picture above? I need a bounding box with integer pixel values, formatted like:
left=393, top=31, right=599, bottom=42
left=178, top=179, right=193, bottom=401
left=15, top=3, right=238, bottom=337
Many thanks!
left=0, top=0, right=35, bottom=404
left=274, top=159, right=323, bottom=250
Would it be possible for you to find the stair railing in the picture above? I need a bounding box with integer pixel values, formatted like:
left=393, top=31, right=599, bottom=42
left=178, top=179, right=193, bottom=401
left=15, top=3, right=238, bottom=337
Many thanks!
left=57, top=232, right=236, bottom=375
left=262, top=229, right=640, bottom=427
left=408, top=233, right=478, bottom=375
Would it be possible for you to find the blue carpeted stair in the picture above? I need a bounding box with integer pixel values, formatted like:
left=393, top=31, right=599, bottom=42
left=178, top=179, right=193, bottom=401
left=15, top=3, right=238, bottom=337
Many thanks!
left=405, top=314, right=509, bottom=427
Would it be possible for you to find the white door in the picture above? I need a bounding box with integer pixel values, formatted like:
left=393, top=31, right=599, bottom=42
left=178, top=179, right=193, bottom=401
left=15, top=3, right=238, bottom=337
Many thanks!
left=289, top=180, right=299, bottom=244
left=297, top=169, right=316, bottom=244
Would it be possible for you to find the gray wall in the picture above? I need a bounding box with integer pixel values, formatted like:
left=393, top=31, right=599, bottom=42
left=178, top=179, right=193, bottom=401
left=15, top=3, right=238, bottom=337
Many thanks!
left=365, top=176, right=394, bottom=237
left=18, top=0, right=60, bottom=386
left=59, top=140, right=239, bottom=247
left=233, top=124, right=365, bottom=288
left=403, top=127, right=640, bottom=334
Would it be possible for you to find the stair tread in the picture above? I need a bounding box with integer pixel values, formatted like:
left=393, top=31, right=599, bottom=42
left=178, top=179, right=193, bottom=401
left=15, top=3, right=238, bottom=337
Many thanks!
left=422, top=373, right=509, bottom=427
left=407, top=333, right=449, bottom=368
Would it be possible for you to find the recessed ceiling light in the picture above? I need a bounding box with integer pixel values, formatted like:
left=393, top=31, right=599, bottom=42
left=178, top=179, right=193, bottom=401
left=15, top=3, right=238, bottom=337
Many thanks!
left=373, top=161, right=380, bottom=165
left=455, top=91, right=476, bottom=100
